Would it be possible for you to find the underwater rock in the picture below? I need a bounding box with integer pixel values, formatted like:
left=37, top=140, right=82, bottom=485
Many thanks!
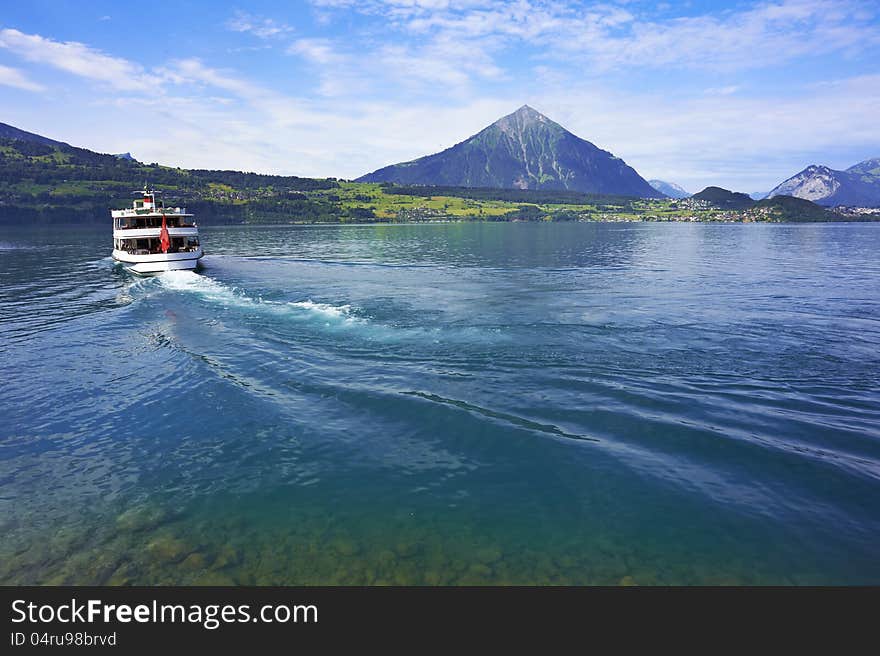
left=192, top=571, right=237, bottom=586
left=253, top=572, right=277, bottom=586
left=331, top=538, right=360, bottom=557
left=474, top=546, right=503, bottom=565
left=593, top=534, right=620, bottom=556
left=212, top=544, right=243, bottom=570
left=222, top=516, right=248, bottom=534
left=618, top=575, right=638, bottom=586
left=181, top=552, right=207, bottom=571
left=394, top=540, right=420, bottom=558
left=423, top=570, right=444, bottom=586
left=424, top=546, right=447, bottom=569
left=15, top=539, right=55, bottom=570
left=51, top=526, right=90, bottom=555
left=116, top=505, right=168, bottom=533
left=54, top=549, right=126, bottom=585
left=146, top=536, right=191, bottom=564
left=107, top=562, right=138, bottom=586
left=467, top=563, right=492, bottom=579
left=45, top=574, right=69, bottom=585
left=554, top=554, right=578, bottom=570
left=376, top=549, right=397, bottom=567
left=628, top=568, right=661, bottom=586
left=91, top=554, right=127, bottom=584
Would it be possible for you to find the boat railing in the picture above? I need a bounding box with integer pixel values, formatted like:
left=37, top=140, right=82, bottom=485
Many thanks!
left=117, top=222, right=196, bottom=229
left=123, top=246, right=201, bottom=255
left=116, top=208, right=190, bottom=217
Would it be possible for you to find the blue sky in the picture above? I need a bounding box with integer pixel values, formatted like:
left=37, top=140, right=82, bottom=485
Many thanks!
left=1, top=0, right=878, bottom=192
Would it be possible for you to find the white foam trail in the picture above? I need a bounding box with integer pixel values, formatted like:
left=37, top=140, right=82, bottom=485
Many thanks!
left=286, top=300, right=354, bottom=320
left=0, top=242, right=46, bottom=251
left=154, top=271, right=504, bottom=344
left=159, top=270, right=230, bottom=297
left=158, top=271, right=362, bottom=326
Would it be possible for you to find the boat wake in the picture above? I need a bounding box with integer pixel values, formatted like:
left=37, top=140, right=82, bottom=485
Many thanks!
left=0, top=242, right=53, bottom=251
left=157, top=270, right=363, bottom=328
left=151, top=270, right=505, bottom=346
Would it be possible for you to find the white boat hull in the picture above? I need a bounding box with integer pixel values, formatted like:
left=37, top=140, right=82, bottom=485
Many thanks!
left=112, top=248, right=203, bottom=274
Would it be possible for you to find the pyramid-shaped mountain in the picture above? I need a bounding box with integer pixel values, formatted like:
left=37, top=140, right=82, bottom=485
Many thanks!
left=357, top=106, right=660, bottom=197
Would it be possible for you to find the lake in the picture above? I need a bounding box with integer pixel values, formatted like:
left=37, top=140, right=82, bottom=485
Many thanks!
left=1, top=221, right=879, bottom=585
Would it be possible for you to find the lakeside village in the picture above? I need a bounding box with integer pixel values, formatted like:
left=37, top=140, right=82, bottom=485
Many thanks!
left=326, top=187, right=880, bottom=224
left=591, top=198, right=880, bottom=223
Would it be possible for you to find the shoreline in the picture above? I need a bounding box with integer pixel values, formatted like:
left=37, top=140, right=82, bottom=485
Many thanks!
left=4, top=217, right=880, bottom=229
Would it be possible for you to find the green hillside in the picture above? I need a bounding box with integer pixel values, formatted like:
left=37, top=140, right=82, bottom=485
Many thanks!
left=752, top=195, right=837, bottom=221
left=690, top=186, right=755, bottom=209
left=0, top=128, right=872, bottom=225
left=0, top=135, right=340, bottom=224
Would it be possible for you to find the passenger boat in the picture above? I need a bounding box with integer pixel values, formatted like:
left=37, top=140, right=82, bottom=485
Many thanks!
left=111, top=188, right=203, bottom=274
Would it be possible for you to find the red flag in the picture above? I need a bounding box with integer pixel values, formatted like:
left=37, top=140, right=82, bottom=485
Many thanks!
left=159, top=214, right=170, bottom=253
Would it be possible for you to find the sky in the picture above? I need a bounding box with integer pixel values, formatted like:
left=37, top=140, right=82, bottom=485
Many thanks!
left=0, top=0, right=879, bottom=193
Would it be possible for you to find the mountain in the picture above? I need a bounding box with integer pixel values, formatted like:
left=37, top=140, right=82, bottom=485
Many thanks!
left=1, top=122, right=139, bottom=163
left=846, top=157, right=880, bottom=177
left=357, top=105, right=660, bottom=198
left=691, top=186, right=755, bottom=209
left=767, top=159, right=880, bottom=207
left=749, top=191, right=767, bottom=200
left=0, top=122, right=68, bottom=148
left=649, top=179, right=690, bottom=198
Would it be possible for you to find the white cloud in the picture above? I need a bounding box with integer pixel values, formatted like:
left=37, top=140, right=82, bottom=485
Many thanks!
left=162, top=58, right=267, bottom=98
left=562, top=0, right=879, bottom=72
left=0, top=63, right=44, bottom=92
left=226, top=11, right=293, bottom=39
left=288, top=29, right=506, bottom=97
left=2, top=6, right=878, bottom=193
left=704, top=86, right=741, bottom=96
left=374, top=34, right=505, bottom=91
left=76, top=69, right=880, bottom=193
left=532, top=75, right=880, bottom=191
left=308, top=0, right=879, bottom=73
left=0, top=28, right=148, bottom=90
left=287, top=38, right=346, bottom=65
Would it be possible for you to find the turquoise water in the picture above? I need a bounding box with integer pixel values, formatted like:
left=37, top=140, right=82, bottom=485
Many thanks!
left=1, top=221, right=879, bottom=585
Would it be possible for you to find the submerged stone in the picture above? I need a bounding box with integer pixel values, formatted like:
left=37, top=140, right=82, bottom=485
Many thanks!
left=331, top=538, right=360, bottom=557
left=467, top=563, right=492, bottom=579
left=107, top=562, right=138, bottom=586
left=181, top=552, right=207, bottom=571
left=474, top=546, right=503, bottom=565
left=394, top=540, right=420, bottom=558
left=376, top=549, right=396, bottom=567
left=212, top=544, right=243, bottom=570
left=116, top=505, right=168, bottom=533
left=192, top=571, right=237, bottom=586
left=147, top=536, right=191, bottom=564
